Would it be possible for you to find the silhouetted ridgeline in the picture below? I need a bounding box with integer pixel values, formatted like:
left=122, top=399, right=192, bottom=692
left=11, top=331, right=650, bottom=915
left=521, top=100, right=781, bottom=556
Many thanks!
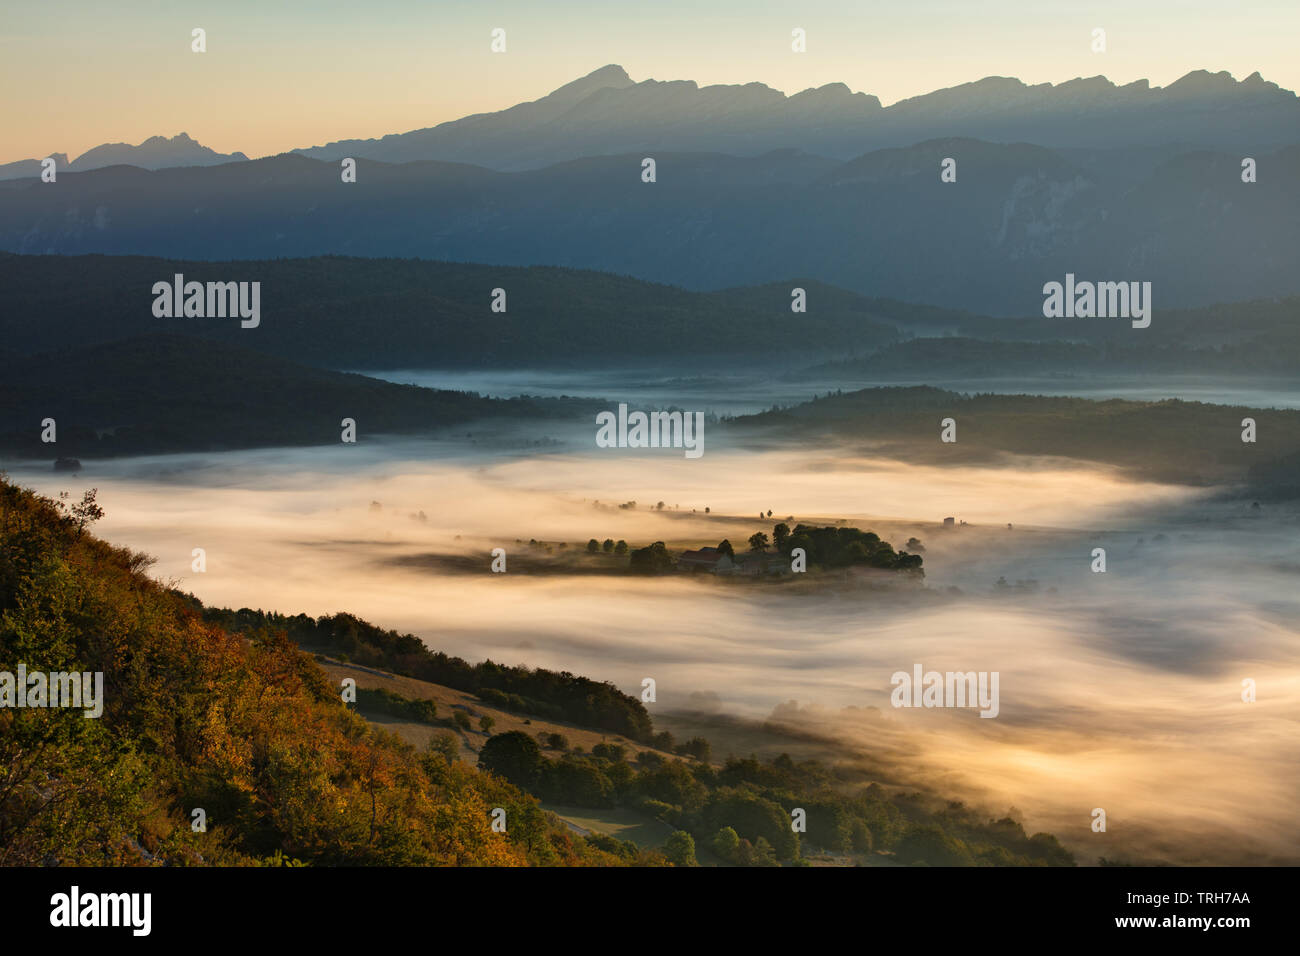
left=888, top=295, right=1300, bottom=349
left=202, top=607, right=654, bottom=741
left=792, top=326, right=1300, bottom=379
left=731, top=387, right=1300, bottom=489
left=0, top=334, right=602, bottom=458
left=287, top=65, right=1300, bottom=169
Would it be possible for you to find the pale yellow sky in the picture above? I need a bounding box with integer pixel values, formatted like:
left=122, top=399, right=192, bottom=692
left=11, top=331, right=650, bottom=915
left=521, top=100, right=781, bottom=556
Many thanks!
left=2, top=0, right=1296, bottom=164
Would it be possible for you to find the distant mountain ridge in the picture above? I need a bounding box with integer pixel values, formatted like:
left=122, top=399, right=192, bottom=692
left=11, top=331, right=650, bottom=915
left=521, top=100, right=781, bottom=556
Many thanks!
left=291, top=65, right=1300, bottom=170
left=0, top=133, right=246, bottom=181
left=2, top=139, right=1294, bottom=314
left=5, top=66, right=1293, bottom=181
left=0, top=153, right=69, bottom=181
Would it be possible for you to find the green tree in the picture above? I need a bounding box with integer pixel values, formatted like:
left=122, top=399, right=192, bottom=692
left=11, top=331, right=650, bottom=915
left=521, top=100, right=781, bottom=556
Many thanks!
left=636, top=760, right=708, bottom=812
left=614, top=540, right=628, bottom=555
left=894, top=824, right=975, bottom=866
left=676, top=737, right=712, bottom=762
left=542, top=758, right=614, bottom=807
left=773, top=523, right=791, bottom=554
left=629, top=541, right=674, bottom=574
left=591, top=742, right=626, bottom=762
left=750, top=836, right=780, bottom=867
left=712, top=826, right=741, bottom=862
left=477, top=731, right=544, bottom=788
left=850, top=818, right=874, bottom=853
left=748, top=532, right=770, bottom=552
left=586, top=539, right=600, bottom=553
left=479, top=714, right=495, bottom=735
left=804, top=800, right=854, bottom=852
left=428, top=732, right=460, bottom=764
left=664, top=830, right=697, bottom=866
left=705, top=788, right=798, bottom=860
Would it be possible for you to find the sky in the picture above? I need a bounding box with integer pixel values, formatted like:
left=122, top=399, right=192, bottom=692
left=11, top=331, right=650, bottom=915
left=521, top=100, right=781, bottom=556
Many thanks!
left=3, top=0, right=1297, bottom=164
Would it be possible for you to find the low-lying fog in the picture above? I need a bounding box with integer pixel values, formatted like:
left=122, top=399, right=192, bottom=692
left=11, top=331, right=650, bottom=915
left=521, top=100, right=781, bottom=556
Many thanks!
left=8, top=419, right=1299, bottom=866
left=370, top=367, right=1300, bottom=413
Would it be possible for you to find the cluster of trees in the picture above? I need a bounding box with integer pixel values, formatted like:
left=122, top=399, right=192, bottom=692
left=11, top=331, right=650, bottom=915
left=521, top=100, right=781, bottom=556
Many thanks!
left=0, top=478, right=645, bottom=866
left=585, top=538, right=628, bottom=555
left=770, top=523, right=923, bottom=573
left=629, top=541, right=675, bottom=574
left=476, top=734, right=1072, bottom=867
left=479, top=733, right=706, bottom=811
left=355, top=687, right=440, bottom=724
left=204, top=608, right=653, bottom=741
left=609, top=526, right=922, bottom=577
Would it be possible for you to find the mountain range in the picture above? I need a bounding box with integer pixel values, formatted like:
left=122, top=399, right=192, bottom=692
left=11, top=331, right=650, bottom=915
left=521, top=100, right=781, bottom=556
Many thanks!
left=1, top=140, right=1294, bottom=314
left=0, top=133, right=247, bottom=181
left=1, top=66, right=1295, bottom=314
left=290, top=65, right=1300, bottom=170
left=6, top=65, right=1295, bottom=179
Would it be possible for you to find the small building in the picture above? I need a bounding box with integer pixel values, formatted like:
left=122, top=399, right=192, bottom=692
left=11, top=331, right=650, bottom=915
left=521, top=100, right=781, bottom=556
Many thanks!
left=677, top=547, right=735, bottom=574
left=943, top=516, right=956, bottom=528
left=732, top=550, right=788, bottom=577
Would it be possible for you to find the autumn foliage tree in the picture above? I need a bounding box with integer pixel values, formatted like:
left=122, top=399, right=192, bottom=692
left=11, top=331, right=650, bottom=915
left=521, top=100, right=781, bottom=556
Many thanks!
left=0, top=478, right=628, bottom=867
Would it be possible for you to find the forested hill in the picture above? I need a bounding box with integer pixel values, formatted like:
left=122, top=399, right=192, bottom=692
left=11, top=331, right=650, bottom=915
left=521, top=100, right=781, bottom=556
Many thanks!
left=0, top=252, right=906, bottom=368
left=0, top=478, right=633, bottom=865
left=203, top=607, right=654, bottom=741
left=730, top=386, right=1300, bottom=489
left=0, top=334, right=601, bottom=458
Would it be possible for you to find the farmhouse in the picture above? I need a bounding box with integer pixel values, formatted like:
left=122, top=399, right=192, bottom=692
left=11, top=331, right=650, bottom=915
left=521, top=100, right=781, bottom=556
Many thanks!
left=676, top=547, right=734, bottom=574
left=732, top=551, right=788, bottom=577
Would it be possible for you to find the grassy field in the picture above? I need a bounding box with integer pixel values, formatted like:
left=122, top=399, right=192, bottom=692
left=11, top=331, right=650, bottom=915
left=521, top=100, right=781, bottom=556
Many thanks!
left=315, top=656, right=678, bottom=762
left=539, top=804, right=675, bottom=847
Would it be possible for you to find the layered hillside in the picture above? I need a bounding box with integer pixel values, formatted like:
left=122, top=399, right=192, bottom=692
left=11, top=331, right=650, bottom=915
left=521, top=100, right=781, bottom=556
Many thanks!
left=0, top=479, right=637, bottom=866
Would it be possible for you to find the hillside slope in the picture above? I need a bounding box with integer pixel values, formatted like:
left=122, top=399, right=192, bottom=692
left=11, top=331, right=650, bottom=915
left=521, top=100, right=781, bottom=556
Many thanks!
left=0, top=479, right=633, bottom=866
left=730, top=386, right=1300, bottom=488
left=0, top=253, right=904, bottom=367
left=0, top=334, right=601, bottom=458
